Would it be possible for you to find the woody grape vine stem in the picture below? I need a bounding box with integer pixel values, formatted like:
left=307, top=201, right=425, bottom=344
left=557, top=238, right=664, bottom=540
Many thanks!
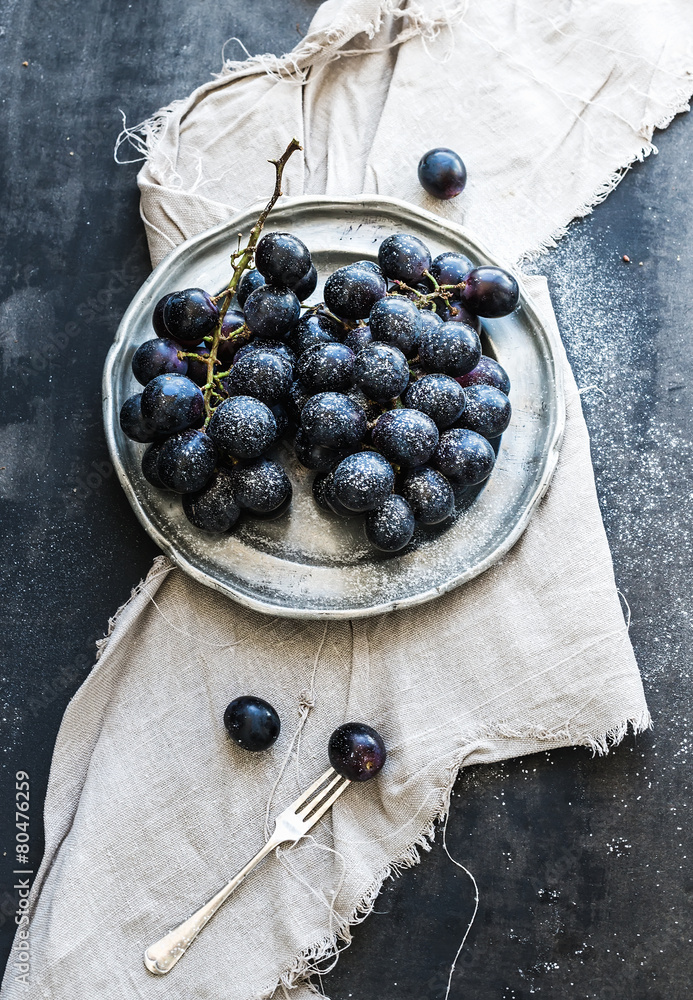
left=201, top=137, right=302, bottom=422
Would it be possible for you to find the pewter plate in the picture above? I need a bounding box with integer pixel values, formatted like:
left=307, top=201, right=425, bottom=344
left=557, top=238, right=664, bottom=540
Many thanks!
left=103, top=196, right=565, bottom=619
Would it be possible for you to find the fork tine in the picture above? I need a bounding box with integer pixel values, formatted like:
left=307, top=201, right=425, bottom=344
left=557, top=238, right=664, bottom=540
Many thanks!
left=301, top=777, right=350, bottom=831
left=291, top=766, right=337, bottom=812
left=297, top=771, right=343, bottom=820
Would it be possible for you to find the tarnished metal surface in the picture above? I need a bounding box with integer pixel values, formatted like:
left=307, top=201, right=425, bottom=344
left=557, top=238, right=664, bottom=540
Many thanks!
left=103, top=196, right=565, bottom=619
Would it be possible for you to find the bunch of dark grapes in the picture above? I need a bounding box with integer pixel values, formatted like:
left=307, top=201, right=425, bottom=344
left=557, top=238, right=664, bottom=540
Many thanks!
left=119, top=229, right=312, bottom=532
left=119, top=143, right=517, bottom=551
left=291, top=234, right=516, bottom=551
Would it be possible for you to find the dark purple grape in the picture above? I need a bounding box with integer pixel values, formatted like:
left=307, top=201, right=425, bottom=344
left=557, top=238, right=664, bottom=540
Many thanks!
left=152, top=294, right=169, bottom=338
left=418, top=148, right=467, bottom=200
left=132, top=337, right=188, bottom=385
left=428, top=252, right=473, bottom=294
left=432, top=428, right=495, bottom=484
left=353, top=343, right=409, bottom=402
left=237, top=269, right=265, bottom=308
left=456, top=356, right=510, bottom=395
left=378, top=234, right=432, bottom=284
left=461, top=266, right=519, bottom=318
left=345, top=385, right=381, bottom=422
left=243, top=285, right=300, bottom=339
left=419, top=309, right=444, bottom=339
left=231, top=458, right=292, bottom=515
left=208, top=396, right=277, bottom=460
left=455, top=385, right=511, bottom=438
left=119, top=393, right=160, bottom=442
left=312, top=473, right=332, bottom=511
left=295, top=342, right=355, bottom=394
left=255, top=232, right=312, bottom=288
left=369, top=296, right=422, bottom=357
left=301, top=392, right=366, bottom=448
left=294, top=428, right=349, bottom=472
left=343, top=324, right=372, bottom=354
left=404, top=373, right=466, bottom=429
left=224, top=695, right=280, bottom=752
left=365, top=495, right=415, bottom=552
left=224, top=350, right=293, bottom=406
left=286, top=381, right=312, bottom=422
left=157, top=429, right=217, bottom=494
left=332, top=451, right=394, bottom=512
left=289, top=312, right=341, bottom=355
left=322, top=469, right=361, bottom=518
left=140, top=374, right=205, bottom=435
left=372, top=408, right=439, bottom=468
left=186, top=344, right=212, bottom=386
left=357, top=260, right=384, bottom=275
left=162, top=288, right=219, bottom=347
left=444, top=301, right=481, bottom=332
left=292, top=263, right=318, bottom=301
left=328, top=722, right=386, bottom=781
left=313, top=469, right=360, bottom=518
left=233, top=338, right=296, bottom=368
left=400, top=467, right=454, bottom=524
left=432, top=300, right=452, bottom=322
left=300, top=392, right=367, bottom=449
left=251, top=492, right=293, bottom=521
left=324, top=262, right=387, bottom=320
left=217, top=308, right=247, bottom=366
left=270, top=403, right=290, bottom=439
left=183, top=468, right=241, bottom=533
left=141, top=441, right=166, bottom=488
left=419, top=321, right=481, bottom=377
left=221, top=308, right=245, bottom=337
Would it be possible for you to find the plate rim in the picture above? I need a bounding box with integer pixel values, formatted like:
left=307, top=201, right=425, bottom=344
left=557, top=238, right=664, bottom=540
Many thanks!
left=103, top=193, right=566, bottom=620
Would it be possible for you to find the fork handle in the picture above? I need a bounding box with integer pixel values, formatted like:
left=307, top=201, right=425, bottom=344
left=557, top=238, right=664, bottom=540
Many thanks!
left=144, top=835, right=281, bottom=975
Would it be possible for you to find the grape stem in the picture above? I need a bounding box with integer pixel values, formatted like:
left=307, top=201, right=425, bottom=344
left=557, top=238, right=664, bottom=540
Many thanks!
left=202, top=137, right=303, bottom=422
left=303, top=302, right=353, bottom=332
left=390, top=278, right=466, bottom=309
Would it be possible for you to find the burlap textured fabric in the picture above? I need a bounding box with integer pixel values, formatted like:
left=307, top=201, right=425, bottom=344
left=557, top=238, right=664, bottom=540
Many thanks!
left=4, top=1, right=693, bottom=997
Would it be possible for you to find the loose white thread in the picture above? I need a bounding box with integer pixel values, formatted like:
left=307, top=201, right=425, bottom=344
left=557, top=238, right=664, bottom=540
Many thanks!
left=441, top=810, right=480, bottom=1000
left=221, top=35, right=254, bottom=64
left=617, top=589, right=632, bottom=632
left=264, top=622, right=329, bottom=840
left=113, top=108, right=150, bottom=164
left=277, top=835, right=349, bottom=977
left=143, top=590, right=282, bottom=649
left=579, top=384, right=607, bottom=398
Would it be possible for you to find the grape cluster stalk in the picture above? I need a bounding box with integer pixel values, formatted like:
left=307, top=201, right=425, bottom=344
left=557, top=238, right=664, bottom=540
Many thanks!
left=202, top=138, right=302, bottom=422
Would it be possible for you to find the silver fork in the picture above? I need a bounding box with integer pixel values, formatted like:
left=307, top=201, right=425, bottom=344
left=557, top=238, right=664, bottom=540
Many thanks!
left=143, top=766, right=350, bottom=975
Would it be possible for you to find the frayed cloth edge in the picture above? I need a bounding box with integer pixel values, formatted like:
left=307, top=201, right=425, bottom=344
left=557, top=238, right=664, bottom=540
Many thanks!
left=263, top=709, right=652, bottom=999
left=114, top=0, right=466, bottom=165
left=95, top=555, right=172, bottom=661
left=519, top=84, right=693, bottom=263
left=215, top=0, right=467, bottom=83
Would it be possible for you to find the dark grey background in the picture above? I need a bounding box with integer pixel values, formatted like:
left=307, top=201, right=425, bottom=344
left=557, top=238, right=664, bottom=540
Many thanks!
left=1, top=1, right=691, bottom=996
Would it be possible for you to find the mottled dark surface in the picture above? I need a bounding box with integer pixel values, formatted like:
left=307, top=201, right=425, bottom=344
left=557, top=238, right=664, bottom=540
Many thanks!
left=0, top=2, right=691, bottom=996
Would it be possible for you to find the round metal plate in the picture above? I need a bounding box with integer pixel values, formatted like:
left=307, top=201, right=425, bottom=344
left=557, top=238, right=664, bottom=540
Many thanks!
left=103, top=196, right=565, bottom=619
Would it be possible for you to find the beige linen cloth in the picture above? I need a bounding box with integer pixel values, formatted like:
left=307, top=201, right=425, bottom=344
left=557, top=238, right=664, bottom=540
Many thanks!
left=4, top=2, right=693, bottom=998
